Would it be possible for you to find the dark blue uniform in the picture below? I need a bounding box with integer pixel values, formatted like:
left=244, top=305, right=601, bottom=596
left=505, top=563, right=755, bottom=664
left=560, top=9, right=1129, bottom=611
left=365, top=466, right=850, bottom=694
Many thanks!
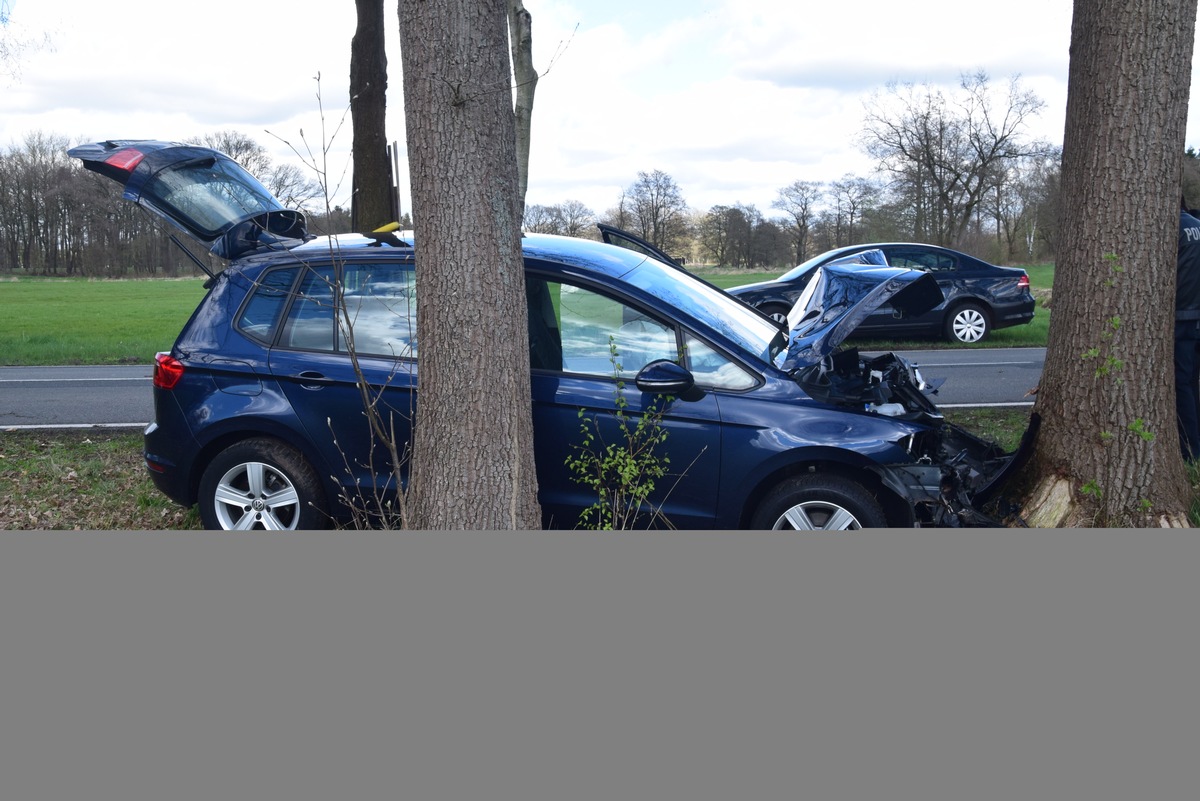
left=1174, top=209, right=1200, bottom=459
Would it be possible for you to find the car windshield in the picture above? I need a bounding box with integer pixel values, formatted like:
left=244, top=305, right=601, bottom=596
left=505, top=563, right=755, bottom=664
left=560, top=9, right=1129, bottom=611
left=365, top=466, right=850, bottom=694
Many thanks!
left=776, top=244, right=884, bottom=283
left=143, top=158, right=282, bottom=238
left=621, top=256, right=786, bottom=364
left=776, top=251, right=838, bottom=282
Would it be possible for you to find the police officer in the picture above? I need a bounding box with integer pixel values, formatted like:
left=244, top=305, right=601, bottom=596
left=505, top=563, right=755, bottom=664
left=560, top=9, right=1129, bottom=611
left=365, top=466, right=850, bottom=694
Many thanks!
left=1174, top=197, right=1200, bottom=459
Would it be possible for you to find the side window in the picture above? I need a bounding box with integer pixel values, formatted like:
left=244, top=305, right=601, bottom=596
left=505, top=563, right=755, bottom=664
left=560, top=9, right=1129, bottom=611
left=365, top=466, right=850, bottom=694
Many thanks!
left=889, top=249, right=954, bottom=272
left=932, top=253, right=957, bottom=271
left=526, top=276, right=676, bottom=376
left=279, top=262, right=417, bottom=357
left=236, top=266, right=300, bottom=344
left=282, top=266, right=337, bottom=352
left=683, top=333, right=758, bottom=391
left=340, top=263, right=417, bottom=358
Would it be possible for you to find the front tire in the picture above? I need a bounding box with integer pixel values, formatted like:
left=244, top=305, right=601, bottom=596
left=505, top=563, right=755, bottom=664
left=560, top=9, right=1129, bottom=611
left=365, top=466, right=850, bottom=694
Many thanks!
left=945, top=302, right=990, bottom=344
left=199, top=438, right=329, bottom=530
left=750, top=474, right=886, bottom=530
left=760, top=303, right=790, bottom=326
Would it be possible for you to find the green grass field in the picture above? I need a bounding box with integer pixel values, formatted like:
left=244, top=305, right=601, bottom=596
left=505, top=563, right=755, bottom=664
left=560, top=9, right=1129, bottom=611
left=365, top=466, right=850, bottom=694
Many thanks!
left=0, top=263, right=1054, bottom=366
left=0, top=276, right=208, bottom=365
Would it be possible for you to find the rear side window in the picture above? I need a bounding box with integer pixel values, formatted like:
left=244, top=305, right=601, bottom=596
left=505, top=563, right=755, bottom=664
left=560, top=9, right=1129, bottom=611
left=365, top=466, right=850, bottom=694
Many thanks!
left=237, top=266, right=300, bottom=344
left=888, top=248, right=956, bottom=272
left=283, top=268, right=337, bottom=351
left=277, top=262, right=417, bottom=358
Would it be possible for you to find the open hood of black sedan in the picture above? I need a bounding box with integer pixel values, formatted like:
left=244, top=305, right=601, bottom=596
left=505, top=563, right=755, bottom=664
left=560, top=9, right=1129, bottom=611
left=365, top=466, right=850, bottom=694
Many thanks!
left=68, top=140, right=308, bottom=261
left=781, top=261, right=943, bottom=371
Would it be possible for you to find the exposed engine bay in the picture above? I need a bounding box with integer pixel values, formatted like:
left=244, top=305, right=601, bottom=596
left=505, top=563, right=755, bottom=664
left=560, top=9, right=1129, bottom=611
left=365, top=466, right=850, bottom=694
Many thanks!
left=796, top=347, right=1031, bottom=527
left=795, top=347, right=943, bottom=418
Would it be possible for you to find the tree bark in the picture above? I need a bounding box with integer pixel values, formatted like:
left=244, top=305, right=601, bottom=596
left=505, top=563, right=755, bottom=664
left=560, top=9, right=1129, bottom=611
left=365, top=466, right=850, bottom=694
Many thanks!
left=350, top=0, right=392, bottom=231
left=1018, top=0, right=1197, bottom=526
left=399, top=0, right=542, bottom=529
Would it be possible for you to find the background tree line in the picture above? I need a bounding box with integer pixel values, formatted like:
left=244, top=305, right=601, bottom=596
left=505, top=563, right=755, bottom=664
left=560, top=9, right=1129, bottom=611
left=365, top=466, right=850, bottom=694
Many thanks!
left=531, top=73, right=1071, bottom=271
left=0, top=131, right=350, bottom=277
left=7, top=73, right=1200, bottom=279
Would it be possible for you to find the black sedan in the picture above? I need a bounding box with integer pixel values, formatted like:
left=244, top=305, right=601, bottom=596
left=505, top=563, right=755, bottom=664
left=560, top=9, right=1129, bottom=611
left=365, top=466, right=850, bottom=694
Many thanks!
left=729, top=243, right=1036, bottom=343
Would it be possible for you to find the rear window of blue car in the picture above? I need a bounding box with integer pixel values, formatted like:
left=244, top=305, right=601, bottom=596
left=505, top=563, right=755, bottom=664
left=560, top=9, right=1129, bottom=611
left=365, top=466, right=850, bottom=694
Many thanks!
left=237, top=266, right=299, bottom=344
left=145, top=157, right=284, bottom=239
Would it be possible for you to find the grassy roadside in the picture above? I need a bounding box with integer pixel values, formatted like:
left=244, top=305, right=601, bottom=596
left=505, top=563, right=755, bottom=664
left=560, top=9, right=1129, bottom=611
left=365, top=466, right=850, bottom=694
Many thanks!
left=0, top=429, right=203, bottom=530
left=0, top=409, right=1032, bottom=530
left=0, top=276, right=208, bottom=365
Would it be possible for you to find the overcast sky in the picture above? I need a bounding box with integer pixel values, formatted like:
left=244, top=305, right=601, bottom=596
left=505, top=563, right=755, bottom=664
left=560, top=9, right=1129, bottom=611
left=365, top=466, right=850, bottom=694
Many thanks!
left=3, top=1, right=1195, bottom=217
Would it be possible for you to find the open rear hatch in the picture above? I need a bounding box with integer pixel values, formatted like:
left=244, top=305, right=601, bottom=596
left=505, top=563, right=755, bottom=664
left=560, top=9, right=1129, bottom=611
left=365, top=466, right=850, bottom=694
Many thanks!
left=68, top=140, right=308, bottom=261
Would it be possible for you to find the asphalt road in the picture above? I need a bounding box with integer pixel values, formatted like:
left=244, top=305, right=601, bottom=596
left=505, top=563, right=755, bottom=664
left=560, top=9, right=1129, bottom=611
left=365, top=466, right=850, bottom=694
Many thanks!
left=0, top=365, right=153, bottom=430
left=871, top=347, right=1043, bottom=408
left=0, top=348, right=1044, bottom=430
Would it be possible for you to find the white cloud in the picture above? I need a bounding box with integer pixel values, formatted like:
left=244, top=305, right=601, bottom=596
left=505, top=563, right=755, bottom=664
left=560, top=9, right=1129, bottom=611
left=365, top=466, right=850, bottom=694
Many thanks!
left=1, top=0, right=1194, bottom=222
left=2, top=0, right=363, bottom=201
left=521, top=0, right=1081, bottom=212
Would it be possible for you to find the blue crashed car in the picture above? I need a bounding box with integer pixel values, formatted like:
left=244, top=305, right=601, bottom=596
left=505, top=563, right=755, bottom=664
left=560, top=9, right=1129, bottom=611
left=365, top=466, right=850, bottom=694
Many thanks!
left=70, top=139, right=1027, bottom=529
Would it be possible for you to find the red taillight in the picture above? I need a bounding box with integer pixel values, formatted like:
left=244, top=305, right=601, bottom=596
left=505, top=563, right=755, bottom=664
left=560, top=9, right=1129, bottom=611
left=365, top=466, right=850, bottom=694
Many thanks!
left=104, top=148, right=145, bottom=172
left=1018, top=273, right=1030, bottom=289
left=153, top=352, right=184, bottom=390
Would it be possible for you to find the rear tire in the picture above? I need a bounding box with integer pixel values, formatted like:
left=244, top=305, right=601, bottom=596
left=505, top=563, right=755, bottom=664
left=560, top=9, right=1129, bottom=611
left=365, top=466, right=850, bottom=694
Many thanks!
left=750, top=474, right=886, bottom=530
left=945, top=302, right=990, bottom=343
left=199, top=438, right=329, bottom=530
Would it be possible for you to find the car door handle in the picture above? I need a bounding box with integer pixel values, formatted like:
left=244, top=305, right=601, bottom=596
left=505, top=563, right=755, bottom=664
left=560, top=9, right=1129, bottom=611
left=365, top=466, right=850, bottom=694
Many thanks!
left=296, top=370, right=334, bottom=389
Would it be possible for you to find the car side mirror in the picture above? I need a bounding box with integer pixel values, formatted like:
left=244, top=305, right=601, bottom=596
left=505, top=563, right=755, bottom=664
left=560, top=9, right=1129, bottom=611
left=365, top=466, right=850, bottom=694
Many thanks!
left=636, top=360, right=704, bottom=401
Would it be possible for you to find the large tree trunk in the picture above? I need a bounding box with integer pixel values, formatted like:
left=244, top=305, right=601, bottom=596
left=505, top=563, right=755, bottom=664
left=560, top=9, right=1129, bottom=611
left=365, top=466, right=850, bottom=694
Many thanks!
left=1019, top=0, right=1197, bottom=527
left=350, top=0, right=392, bottom=231
left=399, top=0, right=542, bottom=529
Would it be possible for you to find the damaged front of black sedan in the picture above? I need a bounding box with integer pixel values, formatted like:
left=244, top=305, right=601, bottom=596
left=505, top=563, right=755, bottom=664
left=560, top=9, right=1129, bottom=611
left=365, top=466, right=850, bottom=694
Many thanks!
left=780, top=257, right=1033, bottom=527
